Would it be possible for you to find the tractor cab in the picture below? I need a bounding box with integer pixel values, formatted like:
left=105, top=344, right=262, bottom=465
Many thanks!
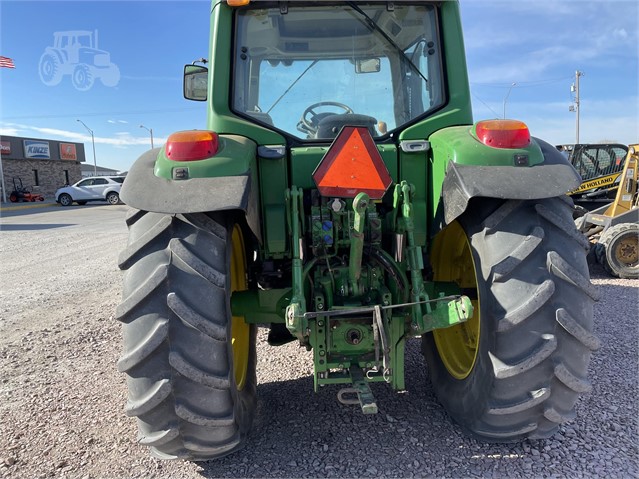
left=230, top=4, right=442, bottom=140
left=186, top=3, right=455, bottom=142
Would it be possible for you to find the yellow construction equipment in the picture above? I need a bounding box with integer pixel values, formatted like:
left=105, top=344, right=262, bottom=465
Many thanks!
left=577, top=145, right=638, bottom=278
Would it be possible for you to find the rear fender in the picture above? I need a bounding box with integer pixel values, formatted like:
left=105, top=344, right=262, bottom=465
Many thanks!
left=431, top=126, right=580, bottom=225
left=121, top=138, right=261, bottom=242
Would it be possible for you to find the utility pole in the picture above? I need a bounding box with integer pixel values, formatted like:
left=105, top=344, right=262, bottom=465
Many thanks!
left=569, top=71, right=583, bottom=144
left=503, top=82, right=516, bottom=119
left=139, top=124, right=154, bottom=149
left=77, top=119, right=97, bottom=176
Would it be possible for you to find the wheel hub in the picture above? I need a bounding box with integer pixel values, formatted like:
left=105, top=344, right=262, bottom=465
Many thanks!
left=615, top=237, right=638, bottom=265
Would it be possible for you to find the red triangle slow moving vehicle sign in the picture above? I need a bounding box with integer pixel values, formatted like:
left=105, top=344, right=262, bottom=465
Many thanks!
left=312, top=126, right=392, bottom=199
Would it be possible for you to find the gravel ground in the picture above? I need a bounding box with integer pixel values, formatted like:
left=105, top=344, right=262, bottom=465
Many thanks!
left=0, top=205, right=637, bottom=478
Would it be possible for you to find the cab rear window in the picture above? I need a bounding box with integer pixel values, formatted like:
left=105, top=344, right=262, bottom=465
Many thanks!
left=232, top=3, right=444, bottom=140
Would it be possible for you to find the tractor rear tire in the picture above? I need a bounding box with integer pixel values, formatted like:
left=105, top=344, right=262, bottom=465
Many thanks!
left=117, top=210, right=257, bottom=460
left=423, top=197, right=599, bottom=442
left=597, top=223, right=639, bottom=279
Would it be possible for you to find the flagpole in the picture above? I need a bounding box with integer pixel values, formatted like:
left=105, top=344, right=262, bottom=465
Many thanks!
left=0, top=55, right=15, bottom=201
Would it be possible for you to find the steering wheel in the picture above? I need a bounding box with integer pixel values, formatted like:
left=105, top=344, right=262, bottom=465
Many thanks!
left=298, top=101, right=354, bottom=135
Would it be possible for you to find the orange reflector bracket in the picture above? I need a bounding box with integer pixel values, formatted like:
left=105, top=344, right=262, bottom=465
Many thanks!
left=312, top=126, right=392, bottom=199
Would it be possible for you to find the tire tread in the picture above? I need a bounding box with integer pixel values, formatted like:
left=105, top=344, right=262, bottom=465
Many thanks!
left=124, top=378, right=172, bottom=417
left=117, top=211, right=256, bottom=460
left=424, top=197, right=598, bottom=442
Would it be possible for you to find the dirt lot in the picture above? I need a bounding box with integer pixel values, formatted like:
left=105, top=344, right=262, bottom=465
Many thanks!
left=0, top=205, right=637, bottom=478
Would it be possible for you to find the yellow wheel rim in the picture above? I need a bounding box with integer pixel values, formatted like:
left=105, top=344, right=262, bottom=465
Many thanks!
left=613, top=235, right=638, bottom=266
left=230, top=225, right=250, bottom=390
left=431, top=221, right=481, bottom=380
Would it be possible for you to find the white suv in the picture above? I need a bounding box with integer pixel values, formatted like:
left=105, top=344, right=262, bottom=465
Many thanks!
left=55, top=176, right=125, bottom=206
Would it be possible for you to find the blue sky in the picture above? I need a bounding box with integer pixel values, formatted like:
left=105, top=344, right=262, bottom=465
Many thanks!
left=0, top=1, right=637, bottom=173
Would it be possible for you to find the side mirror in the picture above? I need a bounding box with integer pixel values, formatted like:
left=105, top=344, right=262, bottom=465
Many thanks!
left=355, top=58, right=381, bottom=74
left=184, top=64, right=208, bottom=101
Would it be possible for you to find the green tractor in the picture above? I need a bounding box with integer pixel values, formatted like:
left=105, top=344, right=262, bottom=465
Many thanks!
left=117, top=0, right=599, bottom=461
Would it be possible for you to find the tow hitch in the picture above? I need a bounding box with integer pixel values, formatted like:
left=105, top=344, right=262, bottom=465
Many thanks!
left=306, top=296, right=473, bottom=414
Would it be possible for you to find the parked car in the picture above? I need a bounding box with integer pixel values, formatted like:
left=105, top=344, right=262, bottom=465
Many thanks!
left=55, top=176, right=125, bottom=206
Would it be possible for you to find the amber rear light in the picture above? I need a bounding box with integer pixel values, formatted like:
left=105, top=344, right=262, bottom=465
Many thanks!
left=166, top=130, right=219, bottom=161
left=475, top=120, right=531, bottom=149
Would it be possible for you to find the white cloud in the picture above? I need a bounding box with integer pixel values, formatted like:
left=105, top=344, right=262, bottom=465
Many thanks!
left=613, top=28, right=628, bottom=40
left=463, top=28, right=530, bottom=51
left=0, top=122, right=166, bottom=147
left=0, top=127, right=22, bottom=136
left=464, top=1, right=638, bottom=83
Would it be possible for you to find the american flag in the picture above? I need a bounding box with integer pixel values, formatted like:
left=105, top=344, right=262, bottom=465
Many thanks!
left=0, top=56, right=16, bottom=69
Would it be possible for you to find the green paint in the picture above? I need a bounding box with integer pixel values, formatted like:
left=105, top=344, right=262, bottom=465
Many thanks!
left=399, top=149, right=428, bottom=245
left=422, top=295, right=473, bottom=331
left=230, top=289, right=290, bottom=324
left=399, top=1, right=473, bottom=142
left=153, top=135, right=256, bottom=180
left=394, top=181, right=429, bottom=331
left=349, top=193, right=368, bottom=293
left=207, top=3, right=286, bottom=146
left=259, top=154, right=289, bottom=255
left=350, top=367, right=379, bottom=414
left=285, top=187, right=307, bottom=341
left=428, top=125, right=546, bottom=226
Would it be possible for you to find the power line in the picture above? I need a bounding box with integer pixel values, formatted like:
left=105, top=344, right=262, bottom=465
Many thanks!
left=470, top=76, right=573, bottom=88
left=470, top=91, right=501, bottom=119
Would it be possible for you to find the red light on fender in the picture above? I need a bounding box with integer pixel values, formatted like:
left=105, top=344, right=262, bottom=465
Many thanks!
left=166, top=130, right=219, bottom=161
left=475, top=120, right=531, bottom=149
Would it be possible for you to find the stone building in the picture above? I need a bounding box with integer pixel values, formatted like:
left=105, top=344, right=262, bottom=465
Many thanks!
left=0, top=135, right=85, bottom=200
